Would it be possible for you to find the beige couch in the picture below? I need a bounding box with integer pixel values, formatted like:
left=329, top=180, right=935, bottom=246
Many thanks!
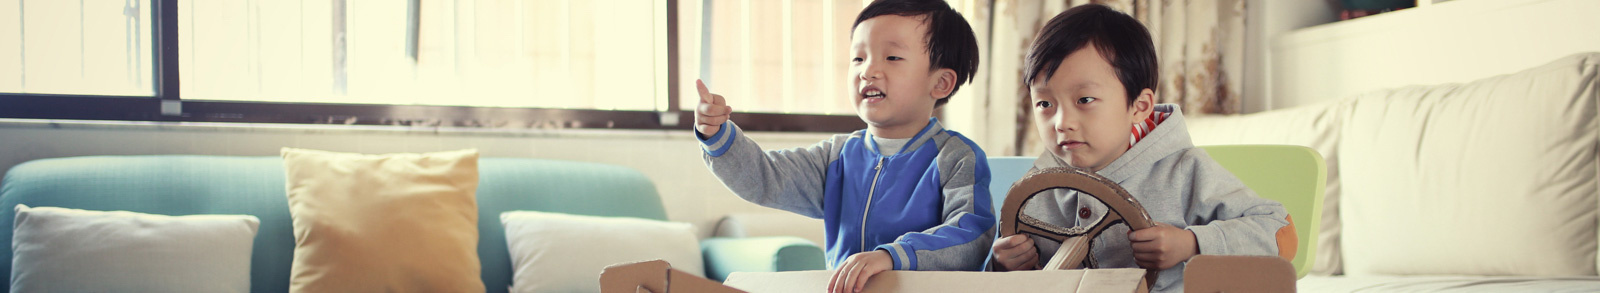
left=712, top=53, right=1600, bottom=290
left=1189, top=53, right=1600, bottom=291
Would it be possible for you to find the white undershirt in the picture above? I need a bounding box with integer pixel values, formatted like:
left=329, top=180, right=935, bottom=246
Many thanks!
left=872, top=136, right=912, bottom=155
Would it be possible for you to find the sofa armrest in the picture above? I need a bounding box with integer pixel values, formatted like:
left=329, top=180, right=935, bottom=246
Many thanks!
left=700, top=236, right=826, bottom=282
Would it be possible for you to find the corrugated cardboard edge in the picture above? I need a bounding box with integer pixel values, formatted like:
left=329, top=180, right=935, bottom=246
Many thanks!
left=724, top=269, right=1148, bottom=293
left=1078, top=268, right=1148, bottom=293
left=600, top=259, right=748, bottom=293
left=1184, top=255, right=1296, bottom=293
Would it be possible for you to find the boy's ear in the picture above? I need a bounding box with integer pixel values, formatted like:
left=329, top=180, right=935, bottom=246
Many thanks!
left=1129, top=88, right=1155, bottom=122
left=930, top=68, right=958, bottom=99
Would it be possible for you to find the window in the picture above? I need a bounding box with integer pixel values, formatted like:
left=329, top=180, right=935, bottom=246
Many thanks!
left=180, top=0, right=665, bottom=111
left=0, top=0, right=877, bottom=132
left=680, top=0, right=865, bottom=115
left=0, top=0, right=153, bottom=96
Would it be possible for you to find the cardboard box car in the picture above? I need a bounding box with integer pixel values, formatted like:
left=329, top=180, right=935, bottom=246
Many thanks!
left=599, top=255, right=1294, bottom=293
left=598, top=259, right=1147, bottom=293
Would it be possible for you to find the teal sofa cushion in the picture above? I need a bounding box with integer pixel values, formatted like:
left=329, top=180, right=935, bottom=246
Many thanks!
left=700, top=236, right=827, bottom=282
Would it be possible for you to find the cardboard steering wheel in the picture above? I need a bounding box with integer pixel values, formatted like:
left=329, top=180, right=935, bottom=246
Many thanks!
left=998, top=167, right=1160, bottom=288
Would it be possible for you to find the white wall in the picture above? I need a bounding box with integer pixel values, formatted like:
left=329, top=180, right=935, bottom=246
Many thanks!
left=1270, top=0, right=1600, bottom=109
left=1243, top=0, right=1338, bottom=113
left=0, top=119, right=831, bottom=239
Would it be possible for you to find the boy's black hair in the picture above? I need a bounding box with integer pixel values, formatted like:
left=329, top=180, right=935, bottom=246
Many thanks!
left=853, top=0, right=980, bottom=108
left=1024, top=4, right=1158, bottom=107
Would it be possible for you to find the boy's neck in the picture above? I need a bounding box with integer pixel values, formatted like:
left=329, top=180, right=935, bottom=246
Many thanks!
left=867, top=117, right=932, bottom=139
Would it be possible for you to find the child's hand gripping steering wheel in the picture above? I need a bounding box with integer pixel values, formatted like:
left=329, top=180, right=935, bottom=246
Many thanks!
left=998, top=167, right=1160, bottom=288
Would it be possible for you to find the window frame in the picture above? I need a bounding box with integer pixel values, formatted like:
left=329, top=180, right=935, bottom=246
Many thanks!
left=0, top=0, right=865, bottom=133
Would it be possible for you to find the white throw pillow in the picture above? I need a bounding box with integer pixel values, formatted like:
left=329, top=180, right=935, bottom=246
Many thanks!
left=10, top=204, right=261, bottom=293
left=501, top=211, right=702, bottom=293
left=1338, top=53, right=1600, bottom=276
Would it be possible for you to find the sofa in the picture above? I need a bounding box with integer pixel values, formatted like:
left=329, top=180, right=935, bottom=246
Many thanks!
left=1188, top=53, right=1600, bottom=291
left=0, top=155, right=823, bottom=292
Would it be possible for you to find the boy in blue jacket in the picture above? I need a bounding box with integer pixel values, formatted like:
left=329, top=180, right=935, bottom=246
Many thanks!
left=693, top=1, right=990, bottom=292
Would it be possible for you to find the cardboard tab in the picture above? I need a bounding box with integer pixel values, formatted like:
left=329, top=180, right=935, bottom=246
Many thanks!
left=1184, top=255, right=1297, bottom=293
left=599, top=259, right=748, bottom=293
left=1078, top=268, right=1147, bottom=292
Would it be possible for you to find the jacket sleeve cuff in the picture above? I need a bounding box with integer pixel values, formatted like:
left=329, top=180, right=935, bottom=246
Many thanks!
left=1186, top=224, right=1228, bottom=255
left=697, top=121, right=737, bottom=157
left=875, top=243, right=916, bottom=271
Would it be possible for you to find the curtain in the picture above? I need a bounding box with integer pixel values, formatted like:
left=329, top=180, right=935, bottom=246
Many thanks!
left=987, top=0, right=1246, bottom=156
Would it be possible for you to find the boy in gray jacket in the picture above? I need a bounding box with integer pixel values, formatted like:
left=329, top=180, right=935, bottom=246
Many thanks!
left=987, top=5, right=1291, bottom=292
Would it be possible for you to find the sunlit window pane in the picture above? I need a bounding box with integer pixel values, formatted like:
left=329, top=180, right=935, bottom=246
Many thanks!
left=681, top=0, right=862, bottom=115
left=0, top=0, right=153, bottom=96
left=181, top=0, right=663, bottom=111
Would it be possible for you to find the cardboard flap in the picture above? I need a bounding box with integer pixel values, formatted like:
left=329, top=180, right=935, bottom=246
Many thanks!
left=600, top=260, right=670, bottom=293
left=599, top=259, right=747, bottom=293
left=1184, top=255, right=1296, bottom=293
left=667, top=268, right=746, bottom=293
left=724, top=269, right=1146, bottom=293
left=1078, top=268, right=1146, bottom=292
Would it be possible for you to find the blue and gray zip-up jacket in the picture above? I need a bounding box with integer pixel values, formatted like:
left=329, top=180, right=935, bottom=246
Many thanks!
left=697, top=117, right=995, bottom=271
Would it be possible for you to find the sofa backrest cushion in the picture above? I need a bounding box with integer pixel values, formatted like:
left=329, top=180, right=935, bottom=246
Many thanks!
left=0, top=155, right=666, bottom=293
left=1337, top=53, right=1600, bottom=277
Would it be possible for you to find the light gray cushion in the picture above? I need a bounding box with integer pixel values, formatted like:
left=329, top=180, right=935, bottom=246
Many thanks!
left=502, top=211, right=701, bottom=293
left=10, top=204, right=260, bottom=293
left=1338, top=53, right=1600, bottom=276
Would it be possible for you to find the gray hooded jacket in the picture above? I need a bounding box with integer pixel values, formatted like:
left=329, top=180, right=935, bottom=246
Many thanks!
left=1014, top=104, right=1289, bottom=292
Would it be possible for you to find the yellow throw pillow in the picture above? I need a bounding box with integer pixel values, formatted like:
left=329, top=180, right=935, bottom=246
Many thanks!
left=281, top=148, right=483, bottom=292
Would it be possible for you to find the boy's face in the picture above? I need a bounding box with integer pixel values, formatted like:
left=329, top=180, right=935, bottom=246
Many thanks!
left=1029, top=43, right=1153, bottom=171
left=848, top=15, right=955, bottom=138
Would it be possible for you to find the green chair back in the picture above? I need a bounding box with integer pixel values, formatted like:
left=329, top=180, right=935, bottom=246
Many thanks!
left=1198, top=145, right=1326, bottom=279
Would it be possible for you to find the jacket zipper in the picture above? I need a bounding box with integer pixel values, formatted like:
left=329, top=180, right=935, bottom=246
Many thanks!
left=861, top=157, right=885, bottom=252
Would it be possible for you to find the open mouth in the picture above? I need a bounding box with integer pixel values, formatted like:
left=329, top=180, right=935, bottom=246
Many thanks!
left=861, top=86, right=885, bottom=103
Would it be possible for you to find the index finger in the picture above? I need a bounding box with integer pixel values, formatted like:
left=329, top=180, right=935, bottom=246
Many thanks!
left=998, top=235, right=1028, bottom=248
left=696, top=79, right=713, bottom=103
left=840, top=262, right=863, bottom=293
left=1128, top=227, right=1158, bottom=242
left=827, top=266, right=844, bottom=293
